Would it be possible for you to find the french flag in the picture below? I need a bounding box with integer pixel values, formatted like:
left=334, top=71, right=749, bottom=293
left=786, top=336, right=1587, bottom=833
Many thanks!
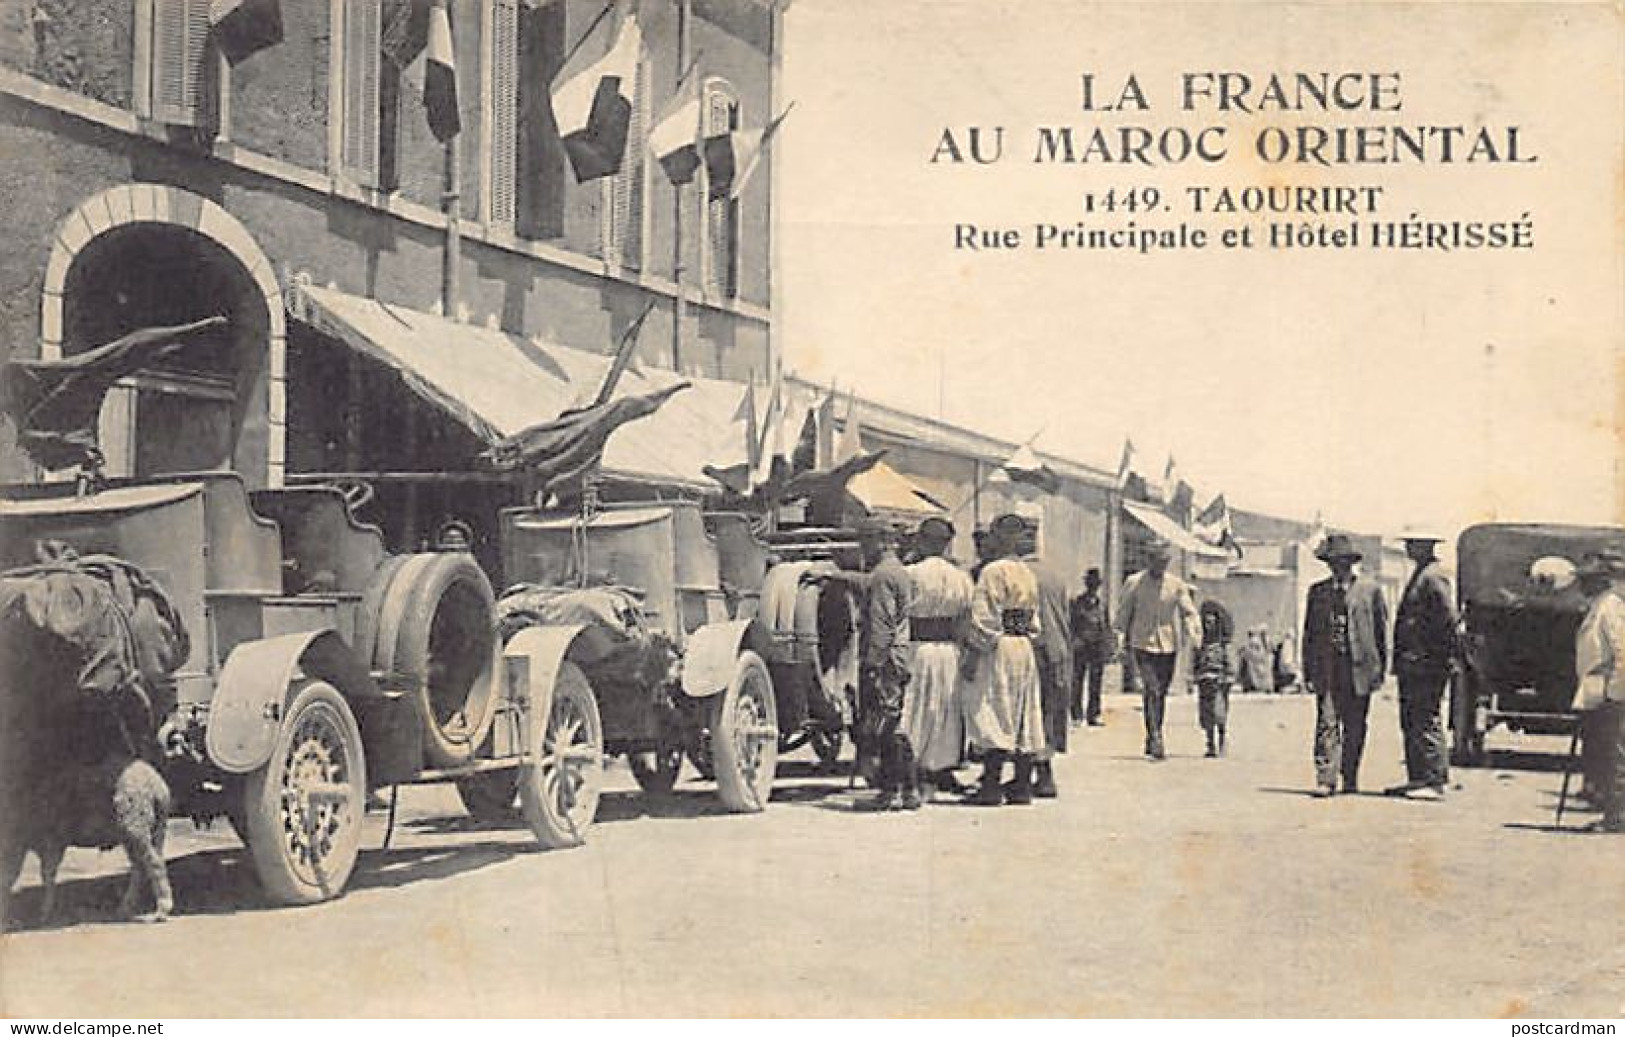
left=703, top=106, right=790, bottom=201
left=550, top=14, right=642, bottom=183
left=423, top=1, right=460, bottom=142
left=648, top=70, right=701, bottom=185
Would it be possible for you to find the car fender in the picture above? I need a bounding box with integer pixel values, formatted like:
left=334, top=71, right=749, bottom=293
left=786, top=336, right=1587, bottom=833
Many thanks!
left=206, top=629, right=377, bottom=774
left=680, top=618, right=773, bottom=698
left=501, top=622, right=611, bottom=715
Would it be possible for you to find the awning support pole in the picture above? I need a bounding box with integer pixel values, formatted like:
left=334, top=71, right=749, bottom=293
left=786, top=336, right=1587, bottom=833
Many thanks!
left=442, top=135, right=461, bottom=318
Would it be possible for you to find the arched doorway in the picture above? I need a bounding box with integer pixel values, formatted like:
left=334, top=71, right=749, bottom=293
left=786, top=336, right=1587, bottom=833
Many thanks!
left=41, top=186, right=285, bottom=487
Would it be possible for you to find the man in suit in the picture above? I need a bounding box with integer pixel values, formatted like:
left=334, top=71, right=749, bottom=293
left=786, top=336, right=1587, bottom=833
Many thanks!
left=1070, top=568, right=1112, bottom=726
left=1386, top=531, right=1457, bottom=801
left=1303, top=533, right=1389, bottom=797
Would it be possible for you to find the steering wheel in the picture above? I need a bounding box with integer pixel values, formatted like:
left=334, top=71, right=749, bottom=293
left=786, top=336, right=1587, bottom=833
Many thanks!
left=330, top=478, right=375, bottom=513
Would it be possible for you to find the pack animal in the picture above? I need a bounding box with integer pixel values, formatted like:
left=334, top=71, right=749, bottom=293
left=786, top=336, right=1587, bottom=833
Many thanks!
left=0, top=566, right=179, bottom=929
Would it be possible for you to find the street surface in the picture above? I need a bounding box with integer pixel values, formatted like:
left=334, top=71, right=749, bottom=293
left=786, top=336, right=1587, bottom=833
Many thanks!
left=2, top=689, right=1621, bottom=1018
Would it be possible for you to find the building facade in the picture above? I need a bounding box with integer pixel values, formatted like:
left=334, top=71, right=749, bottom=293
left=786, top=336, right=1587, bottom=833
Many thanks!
left=0, top=0, right=780, bottom=494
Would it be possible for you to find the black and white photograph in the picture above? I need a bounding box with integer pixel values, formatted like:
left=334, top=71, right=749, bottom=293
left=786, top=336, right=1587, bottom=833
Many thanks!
left=0, top=0, right=1620, bottom=1020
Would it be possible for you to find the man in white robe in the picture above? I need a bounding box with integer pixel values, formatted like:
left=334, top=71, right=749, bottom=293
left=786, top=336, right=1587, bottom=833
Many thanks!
left=961, top=513, right=1046, bottom=806
left=903, top=517, right=972, bottom=799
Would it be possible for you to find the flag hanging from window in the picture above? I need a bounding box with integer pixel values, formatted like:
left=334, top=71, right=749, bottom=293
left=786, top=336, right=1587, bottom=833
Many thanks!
left=382, top=0, right=431, bottom=69
left=210, top=0, right=283, bottom=64
left=424, top=1, right=460, bottom=142
left=649, top=69, right=702, bottom=185
left=703, top=105, right=790, bottom=201
left=551, top=13, right=642, bottom=183
left=1195, top=493, right=1244, bottom=558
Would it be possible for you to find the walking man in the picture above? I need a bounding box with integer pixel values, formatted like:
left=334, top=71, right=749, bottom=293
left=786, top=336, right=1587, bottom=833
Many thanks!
left=1019, top=509, right=1071, bottom=798
left=1117, top=541, right=1201, bottom=760
left=1572, top=548, right=1625, bottom=834
left=855, top=520, right=917, bottom=811
left=961, top=513, right=1046, bottom=805
left=1386, top=531, right=1457, bottom=801
left=1070, top=568, right=1112, bottom=726
left=903, top=517, right=972, bottom=799
left=1303, top=533, right=1389, bottom=797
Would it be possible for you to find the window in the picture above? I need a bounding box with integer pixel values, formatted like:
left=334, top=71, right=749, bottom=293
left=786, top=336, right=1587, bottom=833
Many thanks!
left=601, top=52, right=647, bottom=269
left=703, top=77, right=739, bottom=299
left=139, top=0, right=213, bottom=126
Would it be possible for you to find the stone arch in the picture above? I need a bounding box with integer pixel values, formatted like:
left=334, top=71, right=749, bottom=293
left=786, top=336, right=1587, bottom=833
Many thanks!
left=39, top=185, right=287, bottom=486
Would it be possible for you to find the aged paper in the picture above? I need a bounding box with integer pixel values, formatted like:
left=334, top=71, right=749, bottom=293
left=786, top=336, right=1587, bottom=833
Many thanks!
left=1, top=0, right=1622, bottom=1021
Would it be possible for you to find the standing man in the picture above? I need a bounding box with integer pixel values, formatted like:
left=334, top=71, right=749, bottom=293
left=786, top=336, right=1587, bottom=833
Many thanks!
left=1303, top=533, right=1389, bottom=797
left=1386, top=531, right=1457, bottom=801
left=902, top=517, right=973, bottom=799
left=1070, top=568, right=1112, bottom=727
left=961, top=513, right=1046, bottom=806
left=1019, top=510, right=1072, bottom=799
left=1117, top=541, right=1201, bottom=760
left=1572, top=549, right=1625, bottom=834
left=855, top=520, right=917, bottom=811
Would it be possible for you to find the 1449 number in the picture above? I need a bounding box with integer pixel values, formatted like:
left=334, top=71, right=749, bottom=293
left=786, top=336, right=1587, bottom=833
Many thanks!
left=1082, top=188, right=1164, bottom=213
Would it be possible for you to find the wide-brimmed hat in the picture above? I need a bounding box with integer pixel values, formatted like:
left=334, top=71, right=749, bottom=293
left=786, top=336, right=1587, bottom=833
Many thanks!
left=1575, top=548, right=1625, bottom=580
left=1399, top=526, right=1447, bottom=544
left=1143, top=538, right=1172, bottom=560
left=1315, top=533, right=1363, bottom=562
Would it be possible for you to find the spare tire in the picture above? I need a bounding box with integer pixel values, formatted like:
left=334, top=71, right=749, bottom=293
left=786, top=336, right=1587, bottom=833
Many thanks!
left=374, top=553, right=500, bottom=769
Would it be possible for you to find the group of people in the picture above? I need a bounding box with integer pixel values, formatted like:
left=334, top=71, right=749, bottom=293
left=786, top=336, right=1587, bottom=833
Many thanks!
left=851, top=510, right=1073, bottom=810
left=842, top=510, right=1625, bottom=833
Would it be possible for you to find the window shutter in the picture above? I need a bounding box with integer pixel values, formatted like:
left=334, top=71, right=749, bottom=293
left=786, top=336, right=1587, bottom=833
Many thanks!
left=704, top=84, right=738, bottom=298
left=152, top=0, right=210, bottom=126
left=341, top=0, right=382, bottom=186
left=489, top=0, right=520, bottom=227
left=621, top=55, right=646, bottom=269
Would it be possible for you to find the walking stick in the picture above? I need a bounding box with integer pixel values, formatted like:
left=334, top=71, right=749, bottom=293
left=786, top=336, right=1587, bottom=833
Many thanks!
left=1554, top=714, right=1583, bottom=829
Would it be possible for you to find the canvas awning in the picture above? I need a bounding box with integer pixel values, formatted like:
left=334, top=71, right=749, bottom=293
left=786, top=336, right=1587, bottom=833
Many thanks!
left=847, top=460, right=947, bottom=516
left=1123, top=500, right=1229, bottom=559
left=292, top=285, right=758, bottom=491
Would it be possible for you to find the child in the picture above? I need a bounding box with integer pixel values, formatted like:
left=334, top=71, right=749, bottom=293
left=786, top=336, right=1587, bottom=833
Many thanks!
left=1194, top=600, right=1236, bottom=757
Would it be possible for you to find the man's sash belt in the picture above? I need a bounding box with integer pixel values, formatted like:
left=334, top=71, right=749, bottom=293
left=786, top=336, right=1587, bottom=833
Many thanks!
left=910, top=616, right=957, bottom=643
left=1001, top=609, right=1035, bottom=636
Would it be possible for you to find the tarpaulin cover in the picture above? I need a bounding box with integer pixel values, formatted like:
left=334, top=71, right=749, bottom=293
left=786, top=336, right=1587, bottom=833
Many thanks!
left=847, top=460, right=947, bottom=516
left=0, top=551, right=190, bottom=715
left=1123, top=500, right=1229, bottom=560
left=293, top=285, right=767, bottom=490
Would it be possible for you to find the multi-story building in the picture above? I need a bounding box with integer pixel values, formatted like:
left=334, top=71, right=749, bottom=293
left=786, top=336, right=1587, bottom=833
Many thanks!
left=0, top=0, right=782, bottom=529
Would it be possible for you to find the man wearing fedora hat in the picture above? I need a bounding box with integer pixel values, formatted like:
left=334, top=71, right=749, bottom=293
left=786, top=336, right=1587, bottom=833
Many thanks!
left=1116, top=538, right=1201, bottom=760
left=1303, top=533, right=1389, bottom=796
left=1572, top=548, right=1625, bottom=833
left=1386, top=530, right=1458, bottom=800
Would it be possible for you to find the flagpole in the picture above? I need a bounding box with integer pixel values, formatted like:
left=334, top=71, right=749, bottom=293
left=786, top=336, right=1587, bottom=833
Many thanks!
left=563, top=0, right=617, bottom=69
left=442, top=140, right=461, bottom=316
left=670, top=0, right=692, bottom=373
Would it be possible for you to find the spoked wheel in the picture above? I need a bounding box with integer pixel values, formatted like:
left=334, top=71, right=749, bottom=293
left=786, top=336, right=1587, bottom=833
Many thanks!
left=630, top=745, right=685, bottom=796
left=711, top=650, right=779, bottom=813
left=809, top=726, right=844, bottom=768
left=244, top=680, right=367, bottom=905
left=518, top=661, right=604, bottom=848
left=456, top=769, right=520, bottom=822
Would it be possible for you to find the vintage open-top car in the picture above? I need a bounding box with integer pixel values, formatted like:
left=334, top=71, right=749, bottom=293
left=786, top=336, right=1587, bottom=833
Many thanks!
left=1451, top=521, right=1625, bottom=764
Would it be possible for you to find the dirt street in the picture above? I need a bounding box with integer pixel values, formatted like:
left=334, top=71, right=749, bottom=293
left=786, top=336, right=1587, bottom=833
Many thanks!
left=2, top=689, right=1621, bottom=1018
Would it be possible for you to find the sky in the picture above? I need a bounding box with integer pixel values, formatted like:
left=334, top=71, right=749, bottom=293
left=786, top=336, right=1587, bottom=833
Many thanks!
left=775, top=0, right=1623, bottom=537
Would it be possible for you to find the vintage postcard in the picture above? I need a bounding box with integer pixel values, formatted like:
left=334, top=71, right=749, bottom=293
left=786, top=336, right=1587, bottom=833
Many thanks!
left=0, top=0, right=1621, bottom=1020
